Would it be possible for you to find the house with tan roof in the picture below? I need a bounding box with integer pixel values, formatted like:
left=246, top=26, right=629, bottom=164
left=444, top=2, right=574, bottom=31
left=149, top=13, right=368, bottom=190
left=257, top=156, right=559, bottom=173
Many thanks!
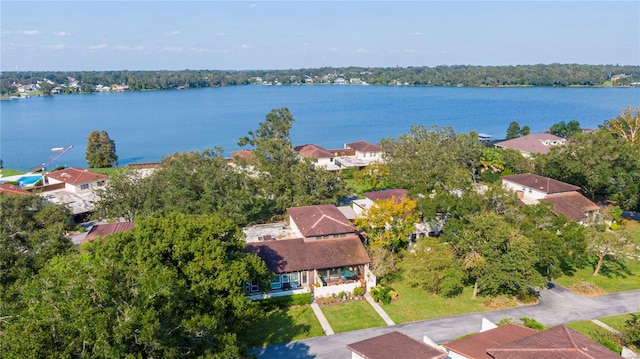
left=82, top=221, right=135, bottom=244
left=0, top=183, right=32, bottom=195
left=45, top=167, right=108, bottom=194
left=443, top=323, right=623, bottom=359
left=294, top=144, right=340, bottom=170
left=352, top=188, right=408, bottom=216
left=494, top=134, right=566, bottom=157
left=287, top=204, right=359, bottom=239
left=245, top=235, right=375, bottom=298
left=347, top=331, right=447, bottom=359
left=502, top=173, right=600, bottom=224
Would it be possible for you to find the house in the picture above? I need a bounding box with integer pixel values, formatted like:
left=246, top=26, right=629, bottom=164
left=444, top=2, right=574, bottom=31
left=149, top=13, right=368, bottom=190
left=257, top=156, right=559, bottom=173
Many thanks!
left=494, top=134, right=566, bottom=157
left=0, top=183, right=32, bottom=195
left=347, top=331, right=447, bottom=359
left=502, top=173, right=600, bottom=223
left=287, top=204, right=359, bottom=239
left=443, top=324, right=537, bottom=359
left=345, top=141, right=384, bottom=163
left=443, top=323, right=623, bottom=359
left=245, top=235, right=375, bottom=298
left=486, top=324, right=623, bottom=359
left=82, top=221, right=135, bottom=244
left=294, top=144, right=340, bottom=170
left=45, top=167, right=108, bottom=194
left=352, top=188, right=408, bottom=217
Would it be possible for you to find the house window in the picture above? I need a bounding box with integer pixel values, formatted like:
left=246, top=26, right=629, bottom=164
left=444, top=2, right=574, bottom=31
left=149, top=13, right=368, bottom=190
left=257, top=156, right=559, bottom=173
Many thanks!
left=80, top=184, right=89, bottom=190
left=290, top=272, right=299, bottom=288
left=282, top=273, right=290, bottom=283
left=329, top=268, right=340, bottom=281
left=244, top=279, right=259, bottom=293
left=271, top=274, right=281, bottom=290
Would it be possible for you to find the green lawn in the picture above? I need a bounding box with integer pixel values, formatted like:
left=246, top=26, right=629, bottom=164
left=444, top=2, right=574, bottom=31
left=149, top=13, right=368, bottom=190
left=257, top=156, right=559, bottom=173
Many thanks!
left=381, top=281, right=514, bottom=324
left=239, top=306, right=324, bottom=348
left=0, top=168, right=25, bottom=177
left=89, top=166, right=125, bottom=176
left=321, top=301, right=387, bottom=333
left=599, top=313, right=639, bottom=331
left=566, top=313, right=640, bottom=353
left=554, top=258, right=640, bottom=294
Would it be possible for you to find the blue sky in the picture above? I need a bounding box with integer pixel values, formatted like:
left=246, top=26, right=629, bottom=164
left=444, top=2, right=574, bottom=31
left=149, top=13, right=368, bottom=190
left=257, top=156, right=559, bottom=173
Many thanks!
left=1, top=1, right=638, bottom=71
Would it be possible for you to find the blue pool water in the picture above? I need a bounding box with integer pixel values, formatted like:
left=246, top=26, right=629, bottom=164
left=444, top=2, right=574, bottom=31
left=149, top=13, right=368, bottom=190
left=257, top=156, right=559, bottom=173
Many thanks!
left=17, top=175, right=43, bottom=187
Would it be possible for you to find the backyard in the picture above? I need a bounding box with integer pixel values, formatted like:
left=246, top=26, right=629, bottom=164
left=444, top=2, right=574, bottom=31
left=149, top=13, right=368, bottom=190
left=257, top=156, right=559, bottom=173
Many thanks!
left=321, top=300, right=387, bottom=333
left=240, top=306, right=323, bottom=349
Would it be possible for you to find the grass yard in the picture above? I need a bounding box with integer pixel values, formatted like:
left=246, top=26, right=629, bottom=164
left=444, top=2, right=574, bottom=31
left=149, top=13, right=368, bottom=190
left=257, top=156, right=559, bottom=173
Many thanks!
left=321, top=301, right=387, bottom=333
left=381, top=281, right=515, bottom=324
left=567, top=313, right=640, bottom=353
left=0, top=168, right=25, bottom=177
left=618, top=220, right=640, bottom=247
left=90, top=166, right=125, bottom=176
left=554, top=258, right=640, bottom=294
left=599, top=313, right=639, bottom=331
left=240, top=306, right=324, bottom=348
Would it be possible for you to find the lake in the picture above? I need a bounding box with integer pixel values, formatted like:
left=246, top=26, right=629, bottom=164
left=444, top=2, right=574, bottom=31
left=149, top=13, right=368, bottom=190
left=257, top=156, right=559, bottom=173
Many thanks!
left=1, top=85, right=638, bottom=171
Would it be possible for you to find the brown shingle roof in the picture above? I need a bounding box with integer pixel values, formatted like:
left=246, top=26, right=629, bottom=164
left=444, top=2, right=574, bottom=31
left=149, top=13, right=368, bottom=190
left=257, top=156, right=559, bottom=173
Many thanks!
left=502, top=173, right=580, bottom=194
left=494, top=134, right=565, bottom=155
left=542, top=192, right=600, bottom=221
left=487, top=324, right=623, bottom=359
left=245, top=236, right=370, bottom=273
left=287, top=204, right=358, bottom=238
left=230, top=149, right=254, bottom=161
left=443, top=324, right=537, bottom=359
left=295, top=144, right=335, bottom=159
left=347, top=331, right=447, bottom=359
left=0, top=183, right=32, bottom=195
left=83, top=221, right=135, bottom=244
left=346, top=141, right=382, bottom=152
left=46, top=167, right=108, bottom=185
left=363, top=189, right=408, bottom=203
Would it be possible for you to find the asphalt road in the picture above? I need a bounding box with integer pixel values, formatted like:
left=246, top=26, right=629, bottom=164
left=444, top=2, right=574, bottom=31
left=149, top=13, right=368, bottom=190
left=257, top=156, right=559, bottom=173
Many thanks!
left=251, top=283, right=640, bottom=359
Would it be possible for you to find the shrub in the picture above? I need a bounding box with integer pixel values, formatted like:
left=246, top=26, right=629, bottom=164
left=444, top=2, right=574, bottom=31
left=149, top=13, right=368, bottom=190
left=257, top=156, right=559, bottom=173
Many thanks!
left=371, top=286, right=396, bottom=305
left=353, top=286, right=365, bottom=297
left=515, top=288, right=538, bottom=304
left=337, top=291, right=347, bottom=299
left=259, top=293, right=312, bottom=310
left=497, top=318, right=513, bottom=326
left=519, top=317, right=544, bottom=331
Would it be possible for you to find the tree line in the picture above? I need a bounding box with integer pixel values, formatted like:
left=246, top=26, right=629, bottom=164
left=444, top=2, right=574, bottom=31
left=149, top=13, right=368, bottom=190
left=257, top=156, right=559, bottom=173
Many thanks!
left=2, top=64, right=640, bottom=96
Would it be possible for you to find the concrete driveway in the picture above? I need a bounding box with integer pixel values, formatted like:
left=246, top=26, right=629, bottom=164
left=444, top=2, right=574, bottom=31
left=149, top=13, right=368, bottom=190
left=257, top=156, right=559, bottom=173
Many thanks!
left=251, top=283, right=640, bottom=359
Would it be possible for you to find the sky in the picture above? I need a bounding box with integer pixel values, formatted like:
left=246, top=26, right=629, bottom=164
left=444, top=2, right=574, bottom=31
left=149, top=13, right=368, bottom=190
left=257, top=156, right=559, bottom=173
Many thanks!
left=1, top=1, right=639, bottom=71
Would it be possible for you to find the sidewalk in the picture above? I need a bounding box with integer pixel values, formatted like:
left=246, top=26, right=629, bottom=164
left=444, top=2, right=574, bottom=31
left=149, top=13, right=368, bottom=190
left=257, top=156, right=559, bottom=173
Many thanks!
left=310, top=302, right=334, bottom=335
left=364, top=293, right=395, bottom=326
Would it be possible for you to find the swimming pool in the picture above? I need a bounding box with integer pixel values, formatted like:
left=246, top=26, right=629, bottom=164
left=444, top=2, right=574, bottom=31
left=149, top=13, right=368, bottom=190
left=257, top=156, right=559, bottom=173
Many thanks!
left=17, top=175, right=43, bottom=187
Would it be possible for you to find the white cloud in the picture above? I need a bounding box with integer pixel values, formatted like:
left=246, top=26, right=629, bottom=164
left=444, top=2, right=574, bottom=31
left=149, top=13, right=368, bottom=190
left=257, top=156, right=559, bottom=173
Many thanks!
left=167, top=30, right=180, bottom=36
left=43, top=44, right=68, bottom=50
left=413, top=32, right=427, bottom=36
left=161, top=46, right=183, bottom=52
left=355, top=48, right=369, bottom=54
left=17, top=30, right=42, bottom=35
left=89, top=43, right=108, bottom=50
left=233, top=44, right=250, bottom=49
left=112, top=45, right=145, bottom=51
left=54, top=31, right=71, bottom=37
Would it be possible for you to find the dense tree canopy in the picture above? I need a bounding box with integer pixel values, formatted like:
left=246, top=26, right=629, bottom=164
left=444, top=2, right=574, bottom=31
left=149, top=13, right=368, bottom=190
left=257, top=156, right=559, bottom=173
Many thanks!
left=86, top=130, right=118, bottom=168
left=380, top=125, right=483, bottom=194
left=1, top=213, right=271, bottom=358
left=602, top=106, right=640, bottom=146
left=536, top=130, right=640, bottom=211
left=549, top=120, right=582, bottom=138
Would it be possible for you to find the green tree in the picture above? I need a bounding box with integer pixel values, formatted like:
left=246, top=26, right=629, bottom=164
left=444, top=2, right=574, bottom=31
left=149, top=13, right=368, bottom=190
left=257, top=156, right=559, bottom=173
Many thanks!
left=521, top=125, right=531, bottom=136
left=506, top=121, right=522, bottom=139
left=444, top=212, right=546, bottom=298
left=1, top=213, right=271, bottom=358
left=536, top=130, right=640, bottom=210
left=586, top=226, right=626, bottom=276
left=380, top=125, right=483, bottom=194
left=86, top=130, right=118, bottom=168
left=355, top=197, right=419, bottom=252
left=602, top=106, right=640, bottom=146
left=0, top=193, right=73, bottom=297
left=549, top=120, right=582, bottom=138
left=401, top=237, right=465, bottom=297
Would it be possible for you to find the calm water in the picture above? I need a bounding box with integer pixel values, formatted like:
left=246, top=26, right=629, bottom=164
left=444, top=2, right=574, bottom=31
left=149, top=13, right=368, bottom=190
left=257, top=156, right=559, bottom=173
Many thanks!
left=1, top=85, right=638, bottom=171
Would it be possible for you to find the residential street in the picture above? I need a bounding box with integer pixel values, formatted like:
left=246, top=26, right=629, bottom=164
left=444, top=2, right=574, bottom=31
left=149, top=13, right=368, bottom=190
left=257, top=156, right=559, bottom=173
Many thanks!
left=251, top=283, right=640, bottom=359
